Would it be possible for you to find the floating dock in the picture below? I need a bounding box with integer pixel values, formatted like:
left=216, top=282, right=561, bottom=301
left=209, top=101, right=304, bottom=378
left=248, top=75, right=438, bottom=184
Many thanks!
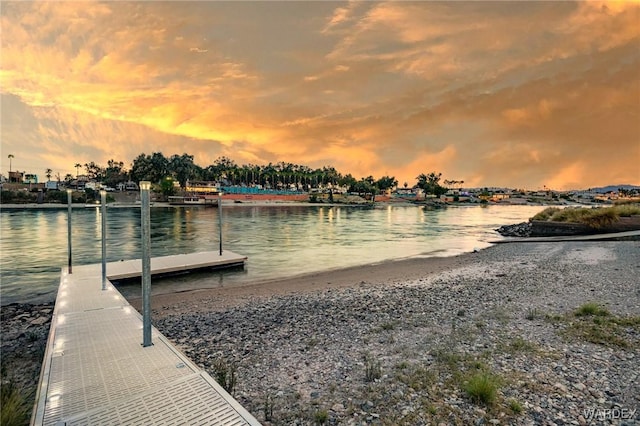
left=98, top=250, right=247, bottom=280
left=32, top=251, right=260, bottom=425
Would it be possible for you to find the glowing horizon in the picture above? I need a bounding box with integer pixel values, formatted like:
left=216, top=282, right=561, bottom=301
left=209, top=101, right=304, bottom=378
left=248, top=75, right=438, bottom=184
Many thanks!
left=1, top=1, right=638, bottom=190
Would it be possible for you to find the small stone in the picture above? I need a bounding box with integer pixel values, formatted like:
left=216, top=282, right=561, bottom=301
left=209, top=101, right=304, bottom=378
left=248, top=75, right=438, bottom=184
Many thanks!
left=331, top=403, right=345, bottom=413
left=554, top=383, right=568, bottom=393
left=573, top=382, right=586, bottom=392
left=30, top=317, right=49, bottom=326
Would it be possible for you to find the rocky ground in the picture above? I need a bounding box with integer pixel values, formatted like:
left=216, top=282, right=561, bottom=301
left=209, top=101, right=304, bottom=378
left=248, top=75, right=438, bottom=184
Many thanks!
left=154, top=241, right=640, bottom=426
left=496, top=222, right=532, bottom=237
left=2, top=241, right=639, bottom=425
left=1, top=302, right=53, bottom=423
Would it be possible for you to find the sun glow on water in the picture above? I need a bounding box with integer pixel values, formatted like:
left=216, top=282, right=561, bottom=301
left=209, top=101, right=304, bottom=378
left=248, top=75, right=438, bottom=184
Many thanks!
left=0, top=204, right=543, bottom=304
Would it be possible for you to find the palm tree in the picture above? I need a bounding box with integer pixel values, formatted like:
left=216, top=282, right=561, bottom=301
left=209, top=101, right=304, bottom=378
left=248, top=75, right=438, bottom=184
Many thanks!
left=8, top=154, right=14, bottom=173
left=74, top=163, right=81, bottom=178
left=45, top=168, right=53, bottom=182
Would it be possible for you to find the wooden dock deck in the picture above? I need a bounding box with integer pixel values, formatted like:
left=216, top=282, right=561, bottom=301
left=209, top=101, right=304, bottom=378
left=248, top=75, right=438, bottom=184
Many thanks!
left=32, top=251, right=260, bottom=425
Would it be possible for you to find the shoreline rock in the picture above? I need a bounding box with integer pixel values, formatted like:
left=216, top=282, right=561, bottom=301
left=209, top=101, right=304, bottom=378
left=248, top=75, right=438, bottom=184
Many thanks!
left=496, top=222, right=532, bottom=237
left=1, top=303, right=53, bottom=395
left=498, top=216, right=640, bottom=238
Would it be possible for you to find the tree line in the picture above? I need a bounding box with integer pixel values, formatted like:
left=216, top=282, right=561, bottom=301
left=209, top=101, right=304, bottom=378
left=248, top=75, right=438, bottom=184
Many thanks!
left=59, top=152, right=452, bottom=196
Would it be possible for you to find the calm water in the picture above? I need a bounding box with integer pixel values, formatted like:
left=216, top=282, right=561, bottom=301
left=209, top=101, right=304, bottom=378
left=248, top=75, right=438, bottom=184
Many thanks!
left=0, top=204, right=543, bottom=304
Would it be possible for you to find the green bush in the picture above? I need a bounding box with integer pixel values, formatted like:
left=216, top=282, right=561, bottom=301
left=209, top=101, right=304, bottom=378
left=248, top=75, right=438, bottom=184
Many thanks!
left=575, top=302, right=609, bottom=317
left=530, top=204, right=640, bottom=229
left=580, top=209, right=618, bottom=229
left=314, top=409, right=328, bottom=425
left=464, top=372, right=499, bottom=405
left=44, top=190, right=67, bottom=203
left=614, top=204, right=640, bottom=216
left=1, top=190, right=36, bottom=204
left=531, top=207, right=560, bottom=221
left=509, top=398, right=523, bottom=414
left=212, top=358, right=237, bottom=395
left=1, top=381, right=32, bottom=426
left=364, top=355, right=382, bottom=382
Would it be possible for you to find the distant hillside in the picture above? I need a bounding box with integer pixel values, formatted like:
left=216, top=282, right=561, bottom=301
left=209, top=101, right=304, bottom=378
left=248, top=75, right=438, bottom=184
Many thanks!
left=586, top=184, right=640, bottom=193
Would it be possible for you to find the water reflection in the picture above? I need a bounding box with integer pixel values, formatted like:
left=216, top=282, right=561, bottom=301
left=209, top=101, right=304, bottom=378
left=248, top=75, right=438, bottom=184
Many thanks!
left=0, top=205, right=544, bottom=304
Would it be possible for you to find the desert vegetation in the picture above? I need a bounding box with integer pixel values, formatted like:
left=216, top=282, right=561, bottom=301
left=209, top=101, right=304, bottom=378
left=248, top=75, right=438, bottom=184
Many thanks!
left=531, top=204, right=640, bottom=228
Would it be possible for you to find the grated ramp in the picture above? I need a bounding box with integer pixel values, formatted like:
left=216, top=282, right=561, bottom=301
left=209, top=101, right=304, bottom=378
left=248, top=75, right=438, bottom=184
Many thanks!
left=33, top=257, right=259, bottom=426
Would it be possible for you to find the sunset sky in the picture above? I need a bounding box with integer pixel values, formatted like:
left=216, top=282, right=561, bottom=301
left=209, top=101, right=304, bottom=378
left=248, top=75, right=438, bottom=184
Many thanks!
left=1, top=1, right=638, bottom=190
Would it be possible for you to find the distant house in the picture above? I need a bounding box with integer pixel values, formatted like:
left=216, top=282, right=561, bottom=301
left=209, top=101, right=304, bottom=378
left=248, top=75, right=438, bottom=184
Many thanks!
left=24, top=173, right=38, bottom=184
left=491, top=193, right=510, bottom=202
left=69, top=178, right=87, bottom=190
left=8, top=171, right=24, bottom=183
left=185, top=180, right=220, bottom=194
left=85, top=181, right=99, bottom=190
left=394, top=188, right=414, bottom=195
left=119, top=181, right=139, bottom=191
left=440, top=190, right=471, bottom=202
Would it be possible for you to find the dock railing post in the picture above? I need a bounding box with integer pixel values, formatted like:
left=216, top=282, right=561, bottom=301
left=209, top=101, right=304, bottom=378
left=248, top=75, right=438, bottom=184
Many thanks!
left=100, top=190, right=107, bottom=290
left=67, top=189, right=73, bottom=274
left=140, top=181, right=153, bottom=347
left=218, top=192, right=223, bottom=255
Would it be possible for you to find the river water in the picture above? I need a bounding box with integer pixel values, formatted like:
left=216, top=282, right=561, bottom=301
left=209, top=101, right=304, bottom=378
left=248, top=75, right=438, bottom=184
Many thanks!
left=0, top=204, right=543, bottom=305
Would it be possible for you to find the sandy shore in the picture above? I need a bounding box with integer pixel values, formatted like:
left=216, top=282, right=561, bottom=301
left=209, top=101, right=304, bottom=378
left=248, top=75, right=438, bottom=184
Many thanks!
left=129, top=253, right=470, bottom=316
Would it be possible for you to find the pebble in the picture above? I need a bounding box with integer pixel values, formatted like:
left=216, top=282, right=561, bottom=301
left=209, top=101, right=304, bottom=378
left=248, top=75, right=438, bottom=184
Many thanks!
left=573, top=383, right=586, bottom=392
left=554, top=383, right=568, bottom=393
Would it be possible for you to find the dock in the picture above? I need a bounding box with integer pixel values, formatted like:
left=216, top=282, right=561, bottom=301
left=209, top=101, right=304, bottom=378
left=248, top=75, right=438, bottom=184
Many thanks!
left=97, top=250, right=247, bottom=280
left=32, top=251, right=260, bottom=425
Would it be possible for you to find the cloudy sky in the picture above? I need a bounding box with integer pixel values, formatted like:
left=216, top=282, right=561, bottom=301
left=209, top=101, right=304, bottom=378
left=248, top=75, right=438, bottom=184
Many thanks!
left=1, top=1, right=638, bottom=190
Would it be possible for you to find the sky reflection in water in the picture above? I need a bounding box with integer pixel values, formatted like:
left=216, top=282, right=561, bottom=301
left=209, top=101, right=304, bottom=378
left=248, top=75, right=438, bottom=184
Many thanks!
left=0, top=204, right=543, bottom=304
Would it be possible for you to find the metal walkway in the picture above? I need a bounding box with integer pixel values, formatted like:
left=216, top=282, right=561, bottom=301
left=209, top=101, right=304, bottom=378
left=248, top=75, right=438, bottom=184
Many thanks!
left=32, top=251, right=260, bottom=426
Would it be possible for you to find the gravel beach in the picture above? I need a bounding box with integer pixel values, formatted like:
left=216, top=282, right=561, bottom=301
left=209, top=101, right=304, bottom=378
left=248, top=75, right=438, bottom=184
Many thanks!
left=150, top=241, right=639, bottom=425
left=2, top=241, right=639, bottom=425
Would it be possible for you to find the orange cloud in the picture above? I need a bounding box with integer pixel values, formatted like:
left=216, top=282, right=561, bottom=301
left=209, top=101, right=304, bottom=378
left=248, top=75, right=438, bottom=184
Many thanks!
left=545, top=162, right=588, bottom=191
left=1, top=1, right=638, bottom=190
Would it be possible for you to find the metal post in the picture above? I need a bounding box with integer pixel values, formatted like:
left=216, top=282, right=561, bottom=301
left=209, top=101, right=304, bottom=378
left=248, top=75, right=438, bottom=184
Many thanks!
left=140, top=181, right=152, bottom=347
left=100, top=190, right=107, bottom=291
left=218, top=192, right=223, bottom=255
left=67, top=189, right=73, bottom=274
